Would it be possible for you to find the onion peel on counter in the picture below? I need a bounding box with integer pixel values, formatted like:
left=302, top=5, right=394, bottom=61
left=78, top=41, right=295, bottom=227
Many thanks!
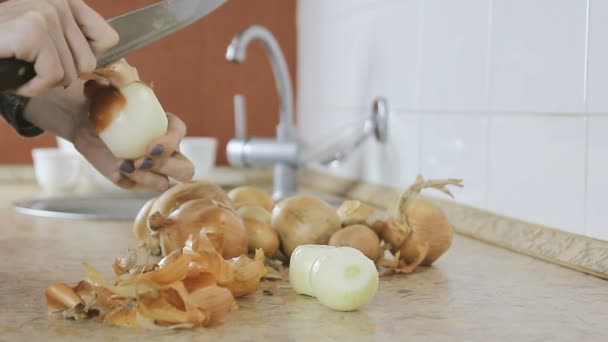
left=45, top=233, right=266, bottom=329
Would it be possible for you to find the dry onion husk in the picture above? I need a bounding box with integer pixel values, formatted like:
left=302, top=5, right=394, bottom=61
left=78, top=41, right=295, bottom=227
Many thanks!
left=45, top=233, right=266, bottom=329
left=333, top=175, right=462, bottom=274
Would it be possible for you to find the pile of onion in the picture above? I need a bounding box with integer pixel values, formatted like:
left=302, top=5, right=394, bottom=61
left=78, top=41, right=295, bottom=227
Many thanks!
left=332, top=175, right=462, bottom=273
left=229, top=186, right=280, bottom=257
left=46, top=180, right=271, bottom=329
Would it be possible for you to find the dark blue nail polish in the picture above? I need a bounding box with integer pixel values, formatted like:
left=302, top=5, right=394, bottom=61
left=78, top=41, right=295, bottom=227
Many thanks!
left=151, top=144, right=164, bottom=156
left=141, top=158, right=154, bottom=169
left=120, top=161, right=135, bottom=174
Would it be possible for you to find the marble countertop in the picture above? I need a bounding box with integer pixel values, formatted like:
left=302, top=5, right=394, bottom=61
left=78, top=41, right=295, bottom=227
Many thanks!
left=1, top=183, right=607, bottom=341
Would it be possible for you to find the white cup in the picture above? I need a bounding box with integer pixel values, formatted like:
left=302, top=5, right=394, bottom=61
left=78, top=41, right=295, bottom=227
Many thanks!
left=179, top=137, right=218, bottom=180
left=56, top=137, right=79, bottom=155
left=32, top=147, right=81, bottom=194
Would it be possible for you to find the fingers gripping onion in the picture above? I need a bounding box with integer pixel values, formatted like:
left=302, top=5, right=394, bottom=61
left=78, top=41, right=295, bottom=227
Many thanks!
left=86, top=59, right=168, bottom=160
left=271, top=195, right=341, bottom=258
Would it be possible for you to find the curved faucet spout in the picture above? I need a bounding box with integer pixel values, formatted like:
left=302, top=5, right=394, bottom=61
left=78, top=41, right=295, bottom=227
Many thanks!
left=226, top=25, right=295, bottom=137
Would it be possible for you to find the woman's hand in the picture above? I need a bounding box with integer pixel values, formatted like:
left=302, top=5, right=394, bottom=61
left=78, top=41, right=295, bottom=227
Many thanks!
left=74, top=112, right=195, bottom=192
left=23, top=81, right=195, bottom=192
left=0, top=0, right=118, bottom=97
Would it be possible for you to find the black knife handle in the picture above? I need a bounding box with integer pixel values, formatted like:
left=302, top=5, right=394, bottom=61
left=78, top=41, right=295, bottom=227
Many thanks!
left=0, top=58, right=36, bottom=92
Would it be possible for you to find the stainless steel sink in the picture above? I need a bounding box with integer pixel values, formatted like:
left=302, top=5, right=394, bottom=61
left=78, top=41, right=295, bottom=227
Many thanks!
left=13, top=195, right=155, bottom=220
left=12, top=189, right=345, bottom=221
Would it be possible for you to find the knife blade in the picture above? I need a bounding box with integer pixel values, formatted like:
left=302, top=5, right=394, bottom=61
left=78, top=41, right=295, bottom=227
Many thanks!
left=0, top=0, right=227, bottom=92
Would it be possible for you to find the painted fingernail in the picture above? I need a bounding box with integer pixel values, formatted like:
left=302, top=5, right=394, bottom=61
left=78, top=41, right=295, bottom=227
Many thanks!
left=120, top=161, right=135, bottom=174
left=151, top=144, right=164, bottom=156
left=141, top=158, right=154, bottom=169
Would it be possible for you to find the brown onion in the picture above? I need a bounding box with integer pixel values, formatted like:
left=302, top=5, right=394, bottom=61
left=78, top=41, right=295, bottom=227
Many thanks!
left=198, top=207, right=248, bottom=259
left=228, top=186, right=274, bottom=211
left=271, top=195, right=341, bottom=258
left=243, top=218, right=280, bottom=257
left=328, top=224, right=382, bottom=261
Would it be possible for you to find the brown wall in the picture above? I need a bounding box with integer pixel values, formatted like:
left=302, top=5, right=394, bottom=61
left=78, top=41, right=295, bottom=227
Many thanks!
left=0, top=0, right=297, bottom=165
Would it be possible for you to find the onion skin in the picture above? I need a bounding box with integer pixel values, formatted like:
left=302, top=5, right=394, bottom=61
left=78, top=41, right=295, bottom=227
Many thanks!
left=198, top=207, right=248, bottom=259
left=235, top=205, right=271, bottom=225
left=87, top=83, right=126, bottom=135
left=153, top=204, right=247, bottom=258
left=243, top=218, right=280, bottom=257
left=381, top=175, right=461, bottom=268
left=328, top=225, right=382, bottom=261
left=397, top=196, right=453, bottom=266
left=271, top=195, right=341, bottom=258
left=133, top=197, right=156, bottom=242
left=336, top=200, right=388, bottom=234
left=151, top=198, right=217, bottom=230
left=228, top=186, right=275, bottom=211
left=94, top=58, right=140, bottom=87
left=148, top=181, right=232, bottom=229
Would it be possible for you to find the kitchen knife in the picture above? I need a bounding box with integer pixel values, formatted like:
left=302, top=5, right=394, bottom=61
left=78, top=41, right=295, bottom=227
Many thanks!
left=0, top=0, right=227, bottom=92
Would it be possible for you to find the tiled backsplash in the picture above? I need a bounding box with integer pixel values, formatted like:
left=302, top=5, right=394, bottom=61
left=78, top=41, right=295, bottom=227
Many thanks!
left=296, top=0, right=608, bottom=240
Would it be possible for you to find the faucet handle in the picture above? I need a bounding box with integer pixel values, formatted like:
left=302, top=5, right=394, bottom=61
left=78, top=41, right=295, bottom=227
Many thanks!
left=234, top=94, right=247, bottom=139
left=372, top=97, right=389, bottom=143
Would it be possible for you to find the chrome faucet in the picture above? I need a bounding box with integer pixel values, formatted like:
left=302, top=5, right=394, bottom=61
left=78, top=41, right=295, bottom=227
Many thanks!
left=225, top=25, right=388, bottom=200
left=226, top=25, right=300, bottom=199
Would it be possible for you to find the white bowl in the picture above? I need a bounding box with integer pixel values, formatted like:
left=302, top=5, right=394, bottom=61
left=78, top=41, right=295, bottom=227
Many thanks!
left=179, top=137, right=218, bottom=180
left=32, top=148, right=81, bottom=194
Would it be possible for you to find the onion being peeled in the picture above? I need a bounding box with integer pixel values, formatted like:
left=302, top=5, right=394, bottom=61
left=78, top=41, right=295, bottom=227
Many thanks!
left=86, top=59, right=168, bottom=160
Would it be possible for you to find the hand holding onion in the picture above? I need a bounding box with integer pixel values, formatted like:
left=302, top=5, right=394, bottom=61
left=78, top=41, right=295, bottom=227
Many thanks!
left=74, top=59, right=195, bottom=191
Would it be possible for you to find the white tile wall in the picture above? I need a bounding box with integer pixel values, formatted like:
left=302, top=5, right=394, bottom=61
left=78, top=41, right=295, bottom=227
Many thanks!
left=365, top=0, right=420, bottom=110
left=586, top=117, right=608, bottom=240
left=420, top=114, right=488, bottom=207
left=297, top=3, right=374, bottom=111
left=298, top=0, right=386, bottom=21
left=486, top=116, right=586, bottom=234
left=362, top=112, right=421, bottom=189
left=297, top=0, right=608, bottom=240
left=586, top=0, right=608, bottom=113
left=298, top=108, right=368, bottom=179
left=489, top=0, right=587, bottom=114
left=419, top=0, right=490, bottom=111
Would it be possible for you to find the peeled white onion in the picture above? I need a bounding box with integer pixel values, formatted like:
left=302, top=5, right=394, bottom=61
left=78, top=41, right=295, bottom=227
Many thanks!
left=88, top=59, right=168, bottom=160
left=310, top=247, right=378, bottom=311
left=289, top=245, right=336, bottom=297
left=89, top=82, right=168, bottom=160
left=289, top=244, right=379, bottom=311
